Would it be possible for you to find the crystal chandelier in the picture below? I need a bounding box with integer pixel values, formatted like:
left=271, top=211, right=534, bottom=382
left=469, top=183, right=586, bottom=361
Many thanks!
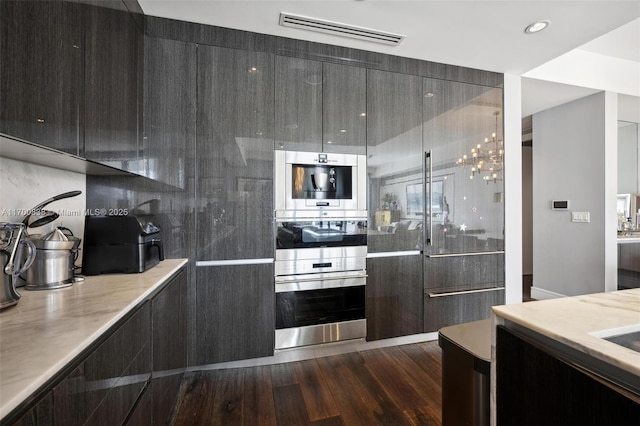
left=456, top=111, right=503, bottom=184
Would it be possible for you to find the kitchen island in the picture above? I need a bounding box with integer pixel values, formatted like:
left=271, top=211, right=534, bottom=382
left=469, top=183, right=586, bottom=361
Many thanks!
left=491, top=289, right=640, bottom=425
left=0, top=258, right=188, bottom=423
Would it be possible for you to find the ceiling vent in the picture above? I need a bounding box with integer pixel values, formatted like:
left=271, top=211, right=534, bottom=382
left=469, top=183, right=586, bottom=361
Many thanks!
left=279, top=13, right=405, bottom=46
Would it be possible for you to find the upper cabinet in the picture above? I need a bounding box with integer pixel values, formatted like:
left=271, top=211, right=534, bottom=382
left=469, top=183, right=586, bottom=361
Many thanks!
left=275, top=56, right=322, bottom=152
left=275, top=56, right=366, bottom=154
left=143, top=37, right=196, bottom=189
left=0, top=0, right=83, bottom=155
left=422, top=78, right=504, bottom=255
left=83, top=2, right=142, bottom=173
left=0, top=0, right=143, bottom=174
left=323, top=62, right=366, bottom=155
left=366, top=69, right=423, bottom=253
left=196, top=45, right=275, bottom=261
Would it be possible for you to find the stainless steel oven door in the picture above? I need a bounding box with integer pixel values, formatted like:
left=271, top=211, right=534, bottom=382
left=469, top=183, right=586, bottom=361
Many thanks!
left=275, top=271, right=366, bottom=349
left=275, top=150, right=367, bottom=218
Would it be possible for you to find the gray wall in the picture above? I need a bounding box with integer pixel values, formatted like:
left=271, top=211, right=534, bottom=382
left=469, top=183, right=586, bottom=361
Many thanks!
left=532, top=92, right=617, bottom=297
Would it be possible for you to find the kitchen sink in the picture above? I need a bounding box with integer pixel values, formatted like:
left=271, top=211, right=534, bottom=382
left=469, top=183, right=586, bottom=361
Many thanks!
left=603, top=331, right=640, bottom=353
left=591, top=324, right=640, bottom=354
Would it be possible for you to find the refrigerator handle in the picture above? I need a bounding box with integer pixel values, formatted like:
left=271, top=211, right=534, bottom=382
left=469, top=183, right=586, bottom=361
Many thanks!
left=424, top=150, right=432, bottom=247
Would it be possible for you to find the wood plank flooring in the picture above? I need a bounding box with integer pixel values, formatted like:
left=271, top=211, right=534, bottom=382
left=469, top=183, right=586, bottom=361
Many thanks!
left=170, top=341, right=442, bottom=426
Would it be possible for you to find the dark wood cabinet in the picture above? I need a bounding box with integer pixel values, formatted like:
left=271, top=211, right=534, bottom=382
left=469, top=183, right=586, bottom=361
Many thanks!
left=53, top=302, right=151, bottom=425
left=366, top=69, right=423, bottom=253
left=84, top=2, right=141, bottom=172
left=0, top=0, right=83, bottom=155
left=366, top=255, right=423, bottom=340
left=496, top=325, right=640, bottom=425
left=423, top=253, right=504, bottom=331
left=151, top=269, right=187, bottom=424
left=195, top=264, right=275, bottom=364
left=274, top=56, right=366, bottom=154
left=422, top=78, right=504, bottom=255
left=5, top=268, right=187, bottom=425
left=275, top=56, right=323, bottom=152
left=196, top=45, right=274, bottom=261
left=322, top=62, right=366, bottom=154
left=143, top=36, right=196, bottom=189
left=424, top=288, right=504, bottom=332
left=12, top=392, right=53, bottom=426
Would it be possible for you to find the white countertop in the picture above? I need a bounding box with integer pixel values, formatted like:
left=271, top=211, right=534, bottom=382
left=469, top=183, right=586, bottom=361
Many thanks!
left=0, top=258, right=188, bottom=419
left=492, top=289, right=640, bottom=379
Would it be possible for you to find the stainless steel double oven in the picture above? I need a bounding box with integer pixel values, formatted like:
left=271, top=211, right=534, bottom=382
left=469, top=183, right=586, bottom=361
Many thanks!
left=274, top=151, right=367, bottom=350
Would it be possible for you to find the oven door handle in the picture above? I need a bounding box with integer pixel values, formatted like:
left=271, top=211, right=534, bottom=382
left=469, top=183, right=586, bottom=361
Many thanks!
left=276, top=273, right=368, bottom=284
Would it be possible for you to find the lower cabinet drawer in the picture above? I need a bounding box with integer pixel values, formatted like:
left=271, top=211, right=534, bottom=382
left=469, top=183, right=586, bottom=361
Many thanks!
left=53, top=303, right=151, bottom=425
left=84, top=342, right=151, bottom=426
left=424, top=287, right=504, bottom=332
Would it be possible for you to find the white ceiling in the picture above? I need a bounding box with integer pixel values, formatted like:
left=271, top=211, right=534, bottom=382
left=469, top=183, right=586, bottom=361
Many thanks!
left=138, top=0, right=640, bottom=116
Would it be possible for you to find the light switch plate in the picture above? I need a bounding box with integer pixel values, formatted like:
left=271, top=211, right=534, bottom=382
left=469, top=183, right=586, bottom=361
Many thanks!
left=571, top=212, right=590, bottom=223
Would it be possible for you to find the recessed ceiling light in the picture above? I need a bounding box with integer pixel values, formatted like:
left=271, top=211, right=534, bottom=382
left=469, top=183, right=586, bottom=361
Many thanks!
left=524, top=20, right=550, bottom=34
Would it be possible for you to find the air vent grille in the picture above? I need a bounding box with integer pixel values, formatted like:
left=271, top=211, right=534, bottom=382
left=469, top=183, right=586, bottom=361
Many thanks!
left=279, top=13, right=405, bottom=46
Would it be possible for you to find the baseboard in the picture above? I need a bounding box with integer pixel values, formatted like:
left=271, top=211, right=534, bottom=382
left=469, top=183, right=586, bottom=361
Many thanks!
left=188, top=332, right=439, bottom=372
left=530, top=286, right=567, bottom=300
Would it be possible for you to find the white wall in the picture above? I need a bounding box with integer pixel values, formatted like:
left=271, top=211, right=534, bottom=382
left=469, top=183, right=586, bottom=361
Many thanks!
left=531, top=92, right=618, bottom=298
left=618, top=122, right=639, bottom=194
left=504, top=74, right=523, bottom=304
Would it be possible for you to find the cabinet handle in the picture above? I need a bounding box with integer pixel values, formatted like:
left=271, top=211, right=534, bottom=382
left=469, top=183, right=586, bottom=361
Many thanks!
left=427, top=286, right=504, bottom=298
left=426, top=250, right=505, bottom=258
left=424, top=151, right=432, bottom=246
left=276, top=273, right=368, bottom=284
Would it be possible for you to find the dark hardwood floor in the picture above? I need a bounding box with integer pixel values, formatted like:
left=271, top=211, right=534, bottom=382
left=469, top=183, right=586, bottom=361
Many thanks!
left=170, top=341, right=443, bottom=425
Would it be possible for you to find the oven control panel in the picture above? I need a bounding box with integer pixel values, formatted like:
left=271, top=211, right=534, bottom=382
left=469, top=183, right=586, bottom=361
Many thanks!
left=275, top=256, right=365, bottom=277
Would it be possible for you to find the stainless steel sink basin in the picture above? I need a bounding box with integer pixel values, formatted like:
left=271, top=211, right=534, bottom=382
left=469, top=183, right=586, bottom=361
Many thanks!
left=591, top=324, right=640, bottom=353
left=604, top=331, right=640, bottom=353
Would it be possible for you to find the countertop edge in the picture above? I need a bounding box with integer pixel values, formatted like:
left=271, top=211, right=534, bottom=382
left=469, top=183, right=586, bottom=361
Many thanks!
left=0, top=258, right=188, bottom=420
left=491, top=291, right=640, bottom=381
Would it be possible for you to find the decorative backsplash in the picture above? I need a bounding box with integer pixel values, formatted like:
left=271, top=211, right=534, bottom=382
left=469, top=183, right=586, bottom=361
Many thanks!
left=0, top=157, right=86, bottom=238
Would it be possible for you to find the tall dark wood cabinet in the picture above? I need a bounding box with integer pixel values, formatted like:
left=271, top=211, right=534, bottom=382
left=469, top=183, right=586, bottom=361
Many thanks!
left=366, top=69, right=423, bottom=252
left=143, top=36, right=196, bottom=189
left=195, top=45, right=276, bottom=364
left=195, top=264, right=275, bottom=364
left=274, top=56, right=366, bottom=154
left=84, top=2, right=141, bottom=172
left=422, top=78, right=505, bottom=332
left=0, top=0, right=83, bottom=155
left=196, top=45, right=275, bottom=261
left=152, top=269, right=187, bottom=423
left=365, top=69, right=424, bottom=340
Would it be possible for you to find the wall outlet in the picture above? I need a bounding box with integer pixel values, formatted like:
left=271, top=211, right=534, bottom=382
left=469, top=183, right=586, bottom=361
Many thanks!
left=571, top=212, right=590, bottom=223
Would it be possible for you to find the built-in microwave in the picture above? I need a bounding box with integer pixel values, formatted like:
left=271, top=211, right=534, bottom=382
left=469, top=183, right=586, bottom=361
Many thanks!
left=274, top=150, right=367, bottom=218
